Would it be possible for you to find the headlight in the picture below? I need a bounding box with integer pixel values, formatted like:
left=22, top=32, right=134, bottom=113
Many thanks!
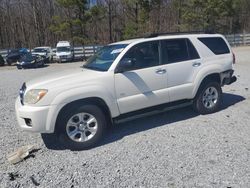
left=30, top=60, right=35, bottom=64
left=24, top=89, right=48, bottom=104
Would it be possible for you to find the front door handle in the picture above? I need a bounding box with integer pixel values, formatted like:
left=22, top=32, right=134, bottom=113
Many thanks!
left=155, top=68, right=166, bottom=74
left=193, top=62, right=201, bottom=67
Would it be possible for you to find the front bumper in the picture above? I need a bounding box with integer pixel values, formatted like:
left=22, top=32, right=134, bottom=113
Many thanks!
left=15, top=97, right=52, bottom=133
left=17, top=63, right=36, bottom=69
left=56, top=56, right=73, bottom=62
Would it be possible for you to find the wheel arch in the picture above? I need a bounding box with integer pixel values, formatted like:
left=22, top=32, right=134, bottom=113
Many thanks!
left=193, top=72, right=221, bottom=98
left=54, top=97, right=113, bottom=133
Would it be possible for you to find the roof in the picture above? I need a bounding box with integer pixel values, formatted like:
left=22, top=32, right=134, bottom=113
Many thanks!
left=111, top=33, right=221, bottom=45
left=34, top=46, right=51, bottom=49
left=56, top=41, right=71, bottom=47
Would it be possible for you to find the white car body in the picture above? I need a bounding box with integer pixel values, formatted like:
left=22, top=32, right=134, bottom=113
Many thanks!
left=32, top=47, right=53, bottom=61
left=56, top=41, right=74, bottom=62
left=16, top=34, right=236, bottom=133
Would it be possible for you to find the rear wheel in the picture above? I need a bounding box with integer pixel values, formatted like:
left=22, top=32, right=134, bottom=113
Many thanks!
left=193, top=82, right=222, bottom=114
left=56, top=104, right=107, bottom=150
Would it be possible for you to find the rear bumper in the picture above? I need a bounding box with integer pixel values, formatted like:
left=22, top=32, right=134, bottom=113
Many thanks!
left=220, top=70, right=237, bottom=86
left=225, top=75, right=237, bottom=85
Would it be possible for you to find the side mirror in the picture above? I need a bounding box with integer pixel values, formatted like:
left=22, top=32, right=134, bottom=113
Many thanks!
left=116, top=58, right=135, bottom=73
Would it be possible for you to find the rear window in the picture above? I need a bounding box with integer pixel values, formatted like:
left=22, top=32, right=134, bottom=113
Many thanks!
left=198, top=37, right=230, bottom=55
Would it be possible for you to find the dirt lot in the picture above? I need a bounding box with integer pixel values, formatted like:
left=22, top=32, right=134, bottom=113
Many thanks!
left=0, top=46, right=250, bottom=188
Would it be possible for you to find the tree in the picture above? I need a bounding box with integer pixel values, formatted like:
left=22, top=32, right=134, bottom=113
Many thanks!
left=178, top=0, right=243, bottom=33
left=50, top=0, right=89, bottom=45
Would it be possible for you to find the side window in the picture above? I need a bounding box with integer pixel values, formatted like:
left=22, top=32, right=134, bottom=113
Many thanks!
left=198, top=37, right=230, bottom=55
left=187, top=39, right=200, bottom=59
left=119, top=41, right=160, bottom=70
left=162, top=39, right=200, bottom=64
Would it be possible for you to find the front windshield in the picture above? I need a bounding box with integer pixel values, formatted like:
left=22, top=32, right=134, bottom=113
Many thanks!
left=57, top=47, right=70, bottom=52
left=83, top=44, right=127, bottom=71
left=34, top=48, right=47, bottom=53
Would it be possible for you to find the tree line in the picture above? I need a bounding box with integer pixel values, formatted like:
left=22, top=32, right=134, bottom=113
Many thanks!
left=0, top=0, right=249, bottom=49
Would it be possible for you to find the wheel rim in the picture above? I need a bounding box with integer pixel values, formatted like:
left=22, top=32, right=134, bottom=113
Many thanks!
left=202, top=86, right=219, bottom=109
left=66, top=112, right=98, bottom=143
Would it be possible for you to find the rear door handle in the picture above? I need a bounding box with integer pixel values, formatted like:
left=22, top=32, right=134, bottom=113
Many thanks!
left=193, top=62, right=201, bottom=67
left=155, top=68, right=166, bottom=74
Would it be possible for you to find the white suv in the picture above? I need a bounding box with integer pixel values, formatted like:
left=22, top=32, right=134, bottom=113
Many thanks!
left=15, top=33, right=237, bottom=150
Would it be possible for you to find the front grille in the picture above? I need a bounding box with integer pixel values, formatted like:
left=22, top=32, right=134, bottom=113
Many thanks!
left=19, top=82, right=26, bottom=105
left=60, top=55, right=68, bottom=59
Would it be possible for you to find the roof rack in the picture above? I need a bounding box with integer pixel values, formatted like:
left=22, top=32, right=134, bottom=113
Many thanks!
left=144, top=30, right=215, bottom=38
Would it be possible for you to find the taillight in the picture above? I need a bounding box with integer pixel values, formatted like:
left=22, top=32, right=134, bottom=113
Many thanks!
left=233, top=52, right=236, bottom=64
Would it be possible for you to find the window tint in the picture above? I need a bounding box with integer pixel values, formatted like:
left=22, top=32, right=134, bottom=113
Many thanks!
left=162, top=39, right=199, bottom=64
left=120, top=41, right=159, bottom=70
left=84, top=44, right=127, bottom=71
left=187, top=39, right=200, bottom=59
left=198, top=37, right=230, bottom=55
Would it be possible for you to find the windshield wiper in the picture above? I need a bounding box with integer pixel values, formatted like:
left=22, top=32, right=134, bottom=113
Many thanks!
left=83, top=65, right=106, bottom=71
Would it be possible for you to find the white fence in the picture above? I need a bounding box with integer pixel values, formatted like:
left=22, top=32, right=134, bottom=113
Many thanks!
left=0, top=49, right=8, bottom=59
left=225, top=33, right=250, bottom=46
left=0, top=45, right=103, bottom=60
left=1, top=33, right=250, bottom=59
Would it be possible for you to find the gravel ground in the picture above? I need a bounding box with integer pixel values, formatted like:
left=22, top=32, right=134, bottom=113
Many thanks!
left=0, top=46, right=250, bottom=188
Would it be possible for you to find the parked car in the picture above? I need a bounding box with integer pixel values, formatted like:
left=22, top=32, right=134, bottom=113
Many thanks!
left=0, top=54, right=5, bottom=66
left=17, top=53, right=45, bottom=69
left=6, top=48, right=28, bottom=65
left=15, top=33, right=237, bottom=150
left=32, top=47, right=53, bottom=63
left=55, top=41, right=74, bottom=62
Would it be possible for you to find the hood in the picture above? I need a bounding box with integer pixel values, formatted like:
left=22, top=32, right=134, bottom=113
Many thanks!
left=25, top=68, right=104, bottom=90
left=32, top=52, right=46, bottom=56
left=7, top=53, right=20, bottom=58
left=56, top=51, right=71, bottom=56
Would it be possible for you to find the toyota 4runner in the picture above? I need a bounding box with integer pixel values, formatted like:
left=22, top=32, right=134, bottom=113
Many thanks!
left=15, top=33, right=237, bottom=150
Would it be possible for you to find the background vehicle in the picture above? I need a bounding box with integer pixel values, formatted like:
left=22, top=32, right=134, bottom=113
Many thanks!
left=6, top=48, right=28, bottom=65
left=56, top=41, right=74, bottom=62
left=0, top=54, right=5, bottom=66
left=17, top=53, right=45, bottom=69
left=16, top=33, right=237, bottom=150
left=32, top=47, right=53, bottom=63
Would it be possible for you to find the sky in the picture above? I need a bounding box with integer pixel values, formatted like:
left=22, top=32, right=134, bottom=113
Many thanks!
left=88, top=0, right=97, bottom=7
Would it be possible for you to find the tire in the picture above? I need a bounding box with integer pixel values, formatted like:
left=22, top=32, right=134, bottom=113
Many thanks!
left=56, top=104, right=107, bottom=150
left=193, top=82, right=222, bottom=114
left=7, top=60, right=11, bottom=66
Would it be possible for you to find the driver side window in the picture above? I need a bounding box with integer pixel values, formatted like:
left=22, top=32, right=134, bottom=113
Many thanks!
left=119, top=41, right=160, bottom=71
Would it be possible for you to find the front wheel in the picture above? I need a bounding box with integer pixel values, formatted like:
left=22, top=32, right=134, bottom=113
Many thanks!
left=7, top=60, right=12, bottom=66
left=56, top=105, right=107, bottom=150
left=193, top=82, right=222, bottom=114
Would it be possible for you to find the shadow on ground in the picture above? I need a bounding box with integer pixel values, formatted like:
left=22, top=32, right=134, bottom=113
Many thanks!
left=18, top=65, right=50, bottom=69
left=41, top=93, right=245, bottom=151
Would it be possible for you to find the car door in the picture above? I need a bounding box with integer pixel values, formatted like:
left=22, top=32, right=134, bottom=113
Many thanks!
left=114, top=41, right=169, bottom=114
left=160, top=38, right=202, bottom=102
